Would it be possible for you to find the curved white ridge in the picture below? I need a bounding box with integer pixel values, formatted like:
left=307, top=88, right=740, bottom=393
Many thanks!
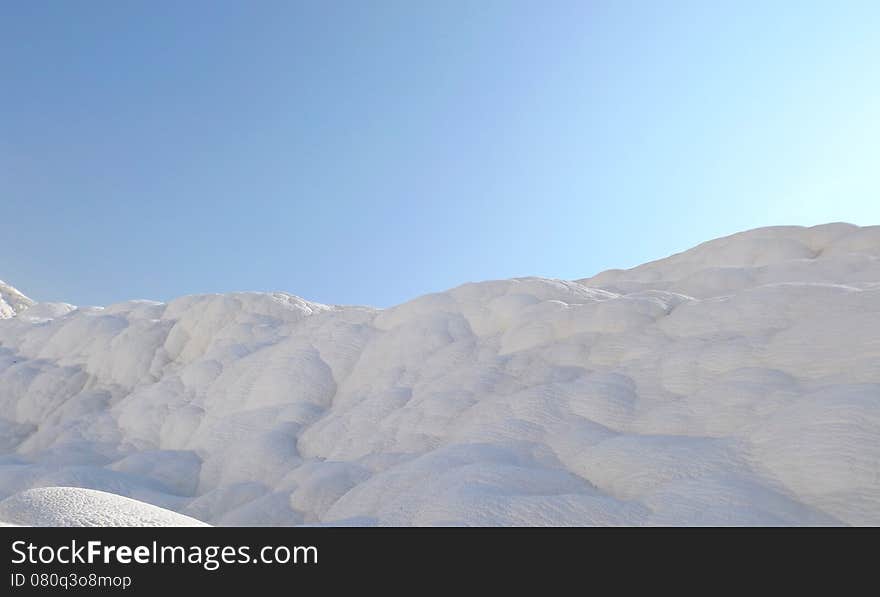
left=0, top=280, right=35, bottom=319
left=0, top=222, right=878, bottom=526
left=0, top=487, right=208, bottom=527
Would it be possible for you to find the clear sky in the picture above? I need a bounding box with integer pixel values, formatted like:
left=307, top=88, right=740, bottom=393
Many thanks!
left=3, top=1, right=879, bottom=308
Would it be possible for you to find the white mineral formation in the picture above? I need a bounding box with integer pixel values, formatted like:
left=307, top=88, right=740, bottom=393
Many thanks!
left=0, top=487, right=207, bottom=526
left=1, top=223, right=878, bottom=526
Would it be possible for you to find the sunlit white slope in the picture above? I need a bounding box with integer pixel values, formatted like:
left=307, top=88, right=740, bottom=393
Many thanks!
left=0, top=280, right=34, bottom=319
left=0, top=222, right=878, bottom=526
left=0, top=487, right=208, bottom=526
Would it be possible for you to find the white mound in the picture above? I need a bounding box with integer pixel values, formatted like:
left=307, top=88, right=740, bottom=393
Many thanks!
left=0, top=487, right=208, bottom=527
left=0, top=280, right=34, bottom=319
left=0, top=222, right=878, bottom=526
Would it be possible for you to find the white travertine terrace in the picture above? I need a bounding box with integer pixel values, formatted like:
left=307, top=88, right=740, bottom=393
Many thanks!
left=1, top=223, right=878, bottom=526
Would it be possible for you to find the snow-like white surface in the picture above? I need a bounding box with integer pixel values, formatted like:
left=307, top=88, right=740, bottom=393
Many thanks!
left=0, top=487, right=207, bottom=526
left=0, top=280, right=34, bottom=319
left=0, top=222, right=878, bottom=526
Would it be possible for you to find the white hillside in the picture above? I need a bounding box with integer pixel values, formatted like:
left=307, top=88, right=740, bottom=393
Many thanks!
left=0, top=222, right=878, bottom=526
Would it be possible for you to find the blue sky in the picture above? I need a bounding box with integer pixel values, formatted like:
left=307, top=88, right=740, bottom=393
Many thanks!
left=3, top=1, right=878, bottom=307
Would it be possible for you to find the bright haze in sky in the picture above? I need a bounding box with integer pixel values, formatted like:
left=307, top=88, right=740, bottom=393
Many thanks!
left=3, top=1, right=879, bottom=308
